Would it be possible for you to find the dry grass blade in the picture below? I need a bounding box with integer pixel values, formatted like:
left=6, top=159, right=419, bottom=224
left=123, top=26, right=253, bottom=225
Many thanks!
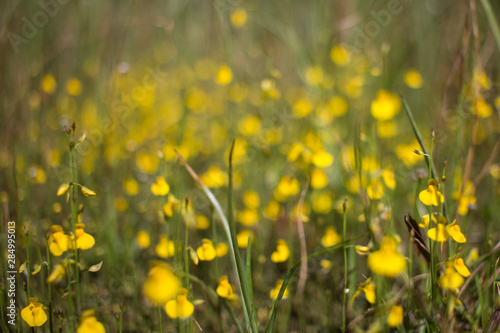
left=404, top=214, right=431, bottom=266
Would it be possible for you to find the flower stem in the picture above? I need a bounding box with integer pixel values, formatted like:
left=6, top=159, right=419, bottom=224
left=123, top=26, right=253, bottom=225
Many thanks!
left=342, top=197, right=348, bottom=333
left=45, top=239, right=53, bottom=333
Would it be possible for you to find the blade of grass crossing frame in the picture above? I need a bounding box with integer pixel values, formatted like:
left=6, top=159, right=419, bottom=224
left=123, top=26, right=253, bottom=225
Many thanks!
left=480, top=0, right=500, bottom=54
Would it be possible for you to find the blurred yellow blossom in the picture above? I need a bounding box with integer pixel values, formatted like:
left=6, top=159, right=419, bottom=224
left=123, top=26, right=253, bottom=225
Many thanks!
left=156, top=235, right=175, bottom=258
left=237, top=229, right=254, bottom=248
left=196, top=239, right=217, bottom=261
left=124, top=178, right=139, bottom=196
left=330, top=44, right=351, bottom=66
left=195, top=214, right=210, bottom=230
left=165, top=288, right=194, bottom=319
left=66, top=78, right=82, bottom=96
left=77, top=309, right=105, bottom=333
left=367, top=180, right=384, bottom=200
left=137, top=231, right=151, bottom=248
left=41, top=74, right=57, bottom=94
left=419, top=180, right=443, bottom=206
left=271, top=239, right=290, bottom=263
left=439, top=264, right=464, bottom=290
left=70, top=224, right=95, bottom=250
left=367, top=236, right=407, bottom=277
left=143, top=263, right=181, bottom=304
left=48, top=225, right=69, bottom=256
left=151, top=177, right=170, bottom=196
left=243, top=190, right=260, bottom=209
left=238, top=208, right=259, bottom=226
left=215, top=65, right=232, bottom=85
left=453, top=258, right=471, bottom=277
left=404, top=69, right=423, bottom=89
left=230, top=8, right=247, bottom=28
left=274, top=176, right=300, bottom=202
left=370, top=90, right=401, bottom=121
left=387, top=306, right=403, bottom=328
left=321, top=226, right=341, bottom=247
left=311, top=168, right=328, bottom=189
left=312, top=149, right=334, bottom=168
left=350, top=278, right=375, bottom=304
left=270, top=279, right=289, bottom=300
left=305, top=66, right=324, bottom=86
left=216, top=243, right=229, bottom=257
left=21, top=298, right=47, bottom=327
left=201, top=166, right=227, bottom=188
left=217, top=276, right=237, bottom=300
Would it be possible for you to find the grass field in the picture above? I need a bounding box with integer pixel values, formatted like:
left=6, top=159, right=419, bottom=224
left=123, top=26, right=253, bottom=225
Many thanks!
left=1, top=0, right=500, bottom=332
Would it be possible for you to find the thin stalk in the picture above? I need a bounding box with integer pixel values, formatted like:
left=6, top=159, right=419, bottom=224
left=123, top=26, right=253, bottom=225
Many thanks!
left=45, top=238, right=53, bottom=333
left=25, top=230, right=31, bottom=298
left=480, top=0, right=500, bottom=53
left=158, top=304, right=162, bottom=333
left=69, top=138, right=81, bottom=315
left=119, top=303, right=124, bottom=333
left=342, top=197, right=348, bottom=333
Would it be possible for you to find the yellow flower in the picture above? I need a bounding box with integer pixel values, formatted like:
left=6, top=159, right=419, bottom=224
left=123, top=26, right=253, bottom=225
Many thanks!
left=270, top=279, right=289, bottom=300
left=216, top=276, right=237, bottom=300
left=163, top=194, right=180, bottom=217
left=165, top=288, right=194, bottom=319
left=311, top=169, right=328, bottom=189
left=382, top=169, right=396, bottom=189
left=238, top=209, right=259, bottom=226
left=330, top=44, right=351, bottom=66
left=243, top=190, right=260, bottom=209
left=439, top=265, right=464, bottom=290
left=200, top=166, right=227, bottom=188
left=453, top=258, right=471, bottom=277
left=367, top=180, right=384, bottom=200
left=367, top=236, right=407, bottom=277
left=136, top=231, right=151, bottom=248
left=387, top=306, right=403, bottom=328
left=21, top=298, right=47, bottom=327
left=321, top=227, right=341, bottom=247
left=419, top=181, right=444, bottom=206
left=216, top=243, right=229, bottom=257
left=66, top=78, right=82, bottom=96
left=195, top=214, right=210, bottom=230
left=293, top=97, right=314, bottom=118
left=475, top=98, right=492, bottom=118
left=274, top=176, right=300, bottom=202
left=70, top=224, right=95, bottom=250
left=404, top=69, right=423, bottom=89
left=447, top=223, right=466, bottom=243
left=305, top=66, right=324, bottom=86
left=47, top=262, right=67, bottom=284
left=230, top=8, right=247, bottom=28
left=271, top=239, right=290, bottom=263
left=123, top=178, right=139, bottom=196
left=419, top=214, right=436, bottom=228
left=41, top=74, right=57, bottom=94
left=350, top=278, right=375, bottom=304
left=156, top=235, right=175, bottom=258
left=48, top=225, right=69, bottom=256
left=81, top=186, right=96, bottom=197
left=215, top=65, right=233, bottom=85
left=238, top=115, right=261, bottom=136
left=57, top=183, right=70, bottom=196
left=312, top=191, right=333, bottom=214
left=311, top=150, right=334, bottom=168
left=370, top=90, right=401, bottom=121
left=151, top=177, right=170, bottom=196
left=196, top=239, right=217, bottom=261
left=428, top=219, right=466, bottom=246
left=77, top=309, right=105, bottom=333
left=237, top=230, right=254, bottom=248
left=263, top=200, right=281, bottom=219
left=143, top=263, right=181, bottom=304
left=328, top=95, right=348, bottom=116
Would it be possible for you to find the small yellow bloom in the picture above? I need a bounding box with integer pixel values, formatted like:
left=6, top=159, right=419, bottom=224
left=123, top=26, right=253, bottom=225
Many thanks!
left=270, top=279, right=289, bottom=300
left=66, top=78, right=82, bottom=96
left=305, top=66, right=324, bottom=86
left=70, top=224, right=95, bottom=250
left=330, top=45, right=351, bottom=66
left=136, top=231, right=151, bottom=249
left=195, top=214, right=210, bottom=230
left=21, top=298, right=47, bottom=327
left=48, top=225, right=69, bottom=256
left=387, top=306, right=403, bottom=328
left=404, top=69, right=423, bottom=89
left=370, top=90, right=401, bottom=121
left=475, top=98, right=492, bottom=118
left=143, top=263, right=181, bottom=304
left=200, top=166, right=227, bottom=188
left=81, top=186, right=96, bottom=197
left=238, top=208, right=259, bottom=226
left=196, top=239, right=217, bottom=261
left=382, top=169, right=396, bottom=189
left=57, top=183, right=70, bottom=196
left=355, top=245, right=370, bottom=255
left=243, top=190, right=260, bottom=209
left=311, top=168, right=328, bottom=189
left=230, top=8, right=247, bottom=28
left=321, top=226, right=341, bottom=247
left=350, top=278, right=375, bottom=304
left=77, top=309, right=105, bottom=333
left=367, top=179, right=384, bottom=200
left=271, top=239, right=290, bottom=263
left=215, top=65, right=233, bottom=85
left=263, top=200, right=281, bottom=219
left=151, top=177, right=170, bottom=196
left=419, top=182, right=444, bottom=206
left=41, top=74, right=57, bottom=94
left=163, top=194, right=180, bottom=217
left=123, top=178, right=139, bottom=196
left=311, top=150, right=334, bottom=168
left=156, top=235, right=175, bottom=258
left=419, top=214, right=436, bottom=228
left=312, top=191, right=333, bottom=214
left=447, top=223, right=466, bottom=243
left=165, top=288, right=194, bottom=319
left=274, top=176, right=300, bottom=202
left=216, top=276, right=237, bottom=300
left=439, top=265, right=464, bottom=290
left=216, top=243, right=229, bottom=257
left=47, top=262, right=67, bottom=284
left=453, top=258, right=471, bottom=277
left=237, top=230, right=254, bottom=248
left=328, top=95, right=348, bottom=116
left=427, top=223, right=450, bottom=243
left=293, top=97, right=314, bottom=118
left=367, top=236, right=407, bottom=277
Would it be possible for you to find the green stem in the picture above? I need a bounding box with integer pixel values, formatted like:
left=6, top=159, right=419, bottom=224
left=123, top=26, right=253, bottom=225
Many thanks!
left=45, top=239, right=53, bottom=333
left=158, top=304, right=162, bottom=333
left=25, top=231, right=30, bottom=299
left=480, top=0, right=500, bottom=53
left=342, top=199, right=348, bottom=333
left=70, top=140, right=81, bottom=315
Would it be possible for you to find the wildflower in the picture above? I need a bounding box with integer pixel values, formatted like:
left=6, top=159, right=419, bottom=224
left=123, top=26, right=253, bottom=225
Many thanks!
left=237, top=230, right=254, bottom=248
left=311, top=168, right=328, bottom=189
left=21, top=298, right=47, bottom=327
left=367, top=180, right=384, bottom=200
left=215, top=65, right=232, bottom=85
left=270, top=279, right=289, bottom=300
left=330, top=44, right=351, bottom=66
left=370, top=90, right=401, bottom=121
left=382, top=169, right=396, bottom=189
left=195, top=214, right=210, bottom=230
left=216, top=243, right=228, bottom=257
left=57, top=183, right=70, bottom=196
left=387, top=306, right=404, bottom=328
left=350, top=278, right=376, bottom=304
left=428, top=218, right=466, bottom=247
left=271, top=239, right=290, bottom=263
left=243, top=190, right=260, bottom=209
left=475, top=98, right=492, bottom=118
left=419, top=179, right=444, bottom=206
left=305, top=66, right=324, bottom=86
left=156, top=235, right=175, bottom=258
left=196, top=239, right=217, bottom=261
left=47, top=262, right=67, bottom=284
left=238, top=115, right=261, bottom=136
left=293, top=97, right=314, bottom=118
left=419, top=214, right=436, bottom=228
left=66, top=78, right=82, bottom=96
left=453, top=258, right=471, bottom=277
left=151, top=177, right=170, bottom=196
left=238, top=208, right=259, bottom=226
left=165, top=288, right=194, bottom=319
left=200, top=166, right=227, bottom=188
left=439, top=264, right=464, bottom=290
left=230, top=8, right=247, bottom=28
left=328, top=95, right=348, bottom=116
left=123, top=178, right=139, bottom=196
left=404, top=69, right=423, bottom=89
left=263, top=200, right=281, bottom=219
left=70, top=224, right=95, bottom=250
left=48, top=225, right=69, bottom=256
left=216, top=276, right=237, bottom=300
left=163, top=194, right=180, bottom=217
left=136, top=231, right=151, bottom=248
left=355, top=245, right=371, bottom=255
left=143, top=263, right=181, bottom=304
left=81, top=186, right=96, bottom=197
left=274, top=176, right=300, bottom=202
left=41, top=74, right=57, bottom=94
left=311, top=149, right=334, bottom=168
left=188, top=247, right=199, bottom=265
left=77, top=309, right=105, bottom=333
left=321, top=227, right=341, bottom=247
left=367, top=236, right=407, bottom=277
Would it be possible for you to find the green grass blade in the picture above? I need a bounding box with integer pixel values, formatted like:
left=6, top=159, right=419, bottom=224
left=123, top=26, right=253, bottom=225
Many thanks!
left=480, top=0, right=500, bottom=54
left=265, top=233, right=368, bottom=333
